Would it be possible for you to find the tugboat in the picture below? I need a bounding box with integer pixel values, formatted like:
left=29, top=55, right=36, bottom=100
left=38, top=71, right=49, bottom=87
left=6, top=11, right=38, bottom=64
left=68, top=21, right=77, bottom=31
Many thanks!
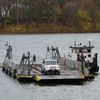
left=69, top=41, right=99, bottom=74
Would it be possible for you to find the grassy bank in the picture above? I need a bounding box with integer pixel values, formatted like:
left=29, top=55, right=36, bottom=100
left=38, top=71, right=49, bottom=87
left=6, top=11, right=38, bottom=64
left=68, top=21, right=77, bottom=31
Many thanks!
left=0, top=23, right=100, bottom=34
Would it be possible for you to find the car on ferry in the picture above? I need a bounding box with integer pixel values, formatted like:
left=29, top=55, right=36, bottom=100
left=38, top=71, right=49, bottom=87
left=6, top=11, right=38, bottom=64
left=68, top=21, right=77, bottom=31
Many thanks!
left=41, top=59, right=60, bottom=75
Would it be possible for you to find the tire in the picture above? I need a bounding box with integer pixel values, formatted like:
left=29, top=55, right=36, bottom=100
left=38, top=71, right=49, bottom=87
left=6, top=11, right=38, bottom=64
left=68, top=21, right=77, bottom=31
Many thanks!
left=2, top=67, right=5, bottom=72
left=58, top=71, right=60, bottom=75
left=13, top=74, right=16, bottom=79
left=55, top=71, right=57, bottom=75
left=12, top=72, right=16, bottom=79
left=56, top=71, right=60, bottom=75
left=13, top=69, right=17, bottom=79
left=8, top=70, right=12, bottom=76
left=5, top=69, right=8, bottom=75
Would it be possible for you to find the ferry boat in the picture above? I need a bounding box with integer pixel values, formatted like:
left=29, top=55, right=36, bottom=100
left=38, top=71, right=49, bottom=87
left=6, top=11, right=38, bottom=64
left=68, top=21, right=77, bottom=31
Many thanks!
left=1, top=41, right=99, bottom=84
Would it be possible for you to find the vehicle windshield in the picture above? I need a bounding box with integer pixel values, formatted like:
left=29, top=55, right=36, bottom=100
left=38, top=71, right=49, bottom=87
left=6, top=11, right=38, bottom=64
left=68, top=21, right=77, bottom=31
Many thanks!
left=45, top=61, right=57, bottom=65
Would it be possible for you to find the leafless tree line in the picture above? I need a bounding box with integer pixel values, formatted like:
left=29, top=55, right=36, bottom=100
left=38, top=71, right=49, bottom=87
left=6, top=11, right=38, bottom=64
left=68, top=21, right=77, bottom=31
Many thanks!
left=0, top=0, right=100, bottom=30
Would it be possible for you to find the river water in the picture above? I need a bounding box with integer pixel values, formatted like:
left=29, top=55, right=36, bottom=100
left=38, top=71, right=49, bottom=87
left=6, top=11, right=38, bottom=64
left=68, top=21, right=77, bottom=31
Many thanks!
left=0, top=33, right=100, bottom=100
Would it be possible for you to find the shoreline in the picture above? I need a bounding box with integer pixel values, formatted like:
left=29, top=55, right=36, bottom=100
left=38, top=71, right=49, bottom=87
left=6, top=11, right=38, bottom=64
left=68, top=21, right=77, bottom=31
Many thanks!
left=0, top=23, right=100, bottom=34
left=0, top=32, right=99, bottom=35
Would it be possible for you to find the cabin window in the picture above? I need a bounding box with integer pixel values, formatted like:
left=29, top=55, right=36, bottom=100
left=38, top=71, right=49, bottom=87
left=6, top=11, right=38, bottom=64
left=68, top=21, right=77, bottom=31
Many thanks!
left=79, top=49, right=82, bottom=53
left=88, top=54, right=91, bottom=57
left=87, top=49, right=91, bottom=53
left=84, top=56, right=86, bottom=58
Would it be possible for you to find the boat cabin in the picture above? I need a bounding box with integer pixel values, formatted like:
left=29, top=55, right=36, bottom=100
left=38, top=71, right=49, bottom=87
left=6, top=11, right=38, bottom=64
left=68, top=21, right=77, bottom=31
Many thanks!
left=70, top=41, right=94, bottom=63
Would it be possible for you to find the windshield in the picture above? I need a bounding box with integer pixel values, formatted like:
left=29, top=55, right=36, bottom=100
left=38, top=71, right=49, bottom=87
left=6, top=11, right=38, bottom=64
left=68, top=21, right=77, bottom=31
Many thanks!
left=45, top=61, right=57, bottom=65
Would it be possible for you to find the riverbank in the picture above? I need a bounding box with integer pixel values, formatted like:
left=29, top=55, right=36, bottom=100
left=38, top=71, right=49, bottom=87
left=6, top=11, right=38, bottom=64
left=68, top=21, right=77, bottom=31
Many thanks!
left=0, top=23, right=100, bottom=34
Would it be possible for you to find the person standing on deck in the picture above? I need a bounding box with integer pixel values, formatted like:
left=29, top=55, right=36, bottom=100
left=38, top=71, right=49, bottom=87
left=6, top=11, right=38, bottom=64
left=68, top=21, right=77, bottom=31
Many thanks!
left=6, top=45, right=12, bottom=59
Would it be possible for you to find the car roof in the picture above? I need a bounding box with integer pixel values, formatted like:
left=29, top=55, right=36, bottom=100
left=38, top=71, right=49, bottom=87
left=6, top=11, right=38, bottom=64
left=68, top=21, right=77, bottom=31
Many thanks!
left=45, top=59, right=57, bottom=61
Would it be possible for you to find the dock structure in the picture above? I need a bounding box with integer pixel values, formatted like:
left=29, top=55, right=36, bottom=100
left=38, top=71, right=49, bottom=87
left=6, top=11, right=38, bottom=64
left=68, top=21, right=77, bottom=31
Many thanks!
left=2, top=44, right=98, bottom=84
